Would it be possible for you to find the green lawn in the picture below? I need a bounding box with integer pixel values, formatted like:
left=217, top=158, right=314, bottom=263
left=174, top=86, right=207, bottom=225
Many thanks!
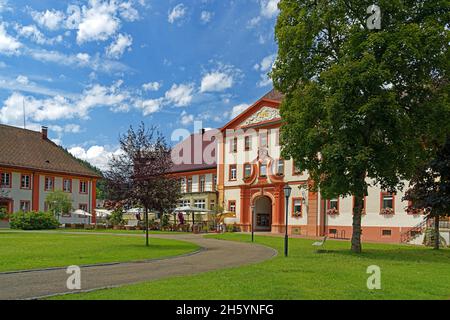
left=0, top=231, right=199, bottom=272
left=53, top=233, right=450, bottom=300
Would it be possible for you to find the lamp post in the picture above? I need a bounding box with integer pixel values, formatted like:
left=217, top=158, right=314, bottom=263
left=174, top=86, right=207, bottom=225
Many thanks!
left=283, top=184, right=292, bottom=257
left=251, top=205, right=255, bottom=242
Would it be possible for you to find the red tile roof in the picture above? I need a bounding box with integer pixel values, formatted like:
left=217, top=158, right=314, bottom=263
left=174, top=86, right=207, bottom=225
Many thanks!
left=0, top=124, right=101, bottom=178
left=170, top=131, right=217, bottom=173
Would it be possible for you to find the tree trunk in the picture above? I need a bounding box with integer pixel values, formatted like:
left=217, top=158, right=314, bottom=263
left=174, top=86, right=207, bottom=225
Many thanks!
left=434, top=215, right=440, bottom=250
left=351, top=194, right=364, bottom=253
left=145, top=206, right=149, bottom=247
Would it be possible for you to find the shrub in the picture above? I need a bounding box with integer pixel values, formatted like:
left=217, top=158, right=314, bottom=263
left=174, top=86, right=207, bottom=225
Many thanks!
left=0, top=208, right=7, bottom=220
left=9, top=211, right=60, bottom=230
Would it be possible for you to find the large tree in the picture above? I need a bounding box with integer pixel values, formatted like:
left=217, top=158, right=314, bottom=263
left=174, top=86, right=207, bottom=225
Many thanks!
left=272, top=0, right=449, bottom=252
left=404, top=137, right=450, bottom=250
left=105, top=123, right=181, bottom=246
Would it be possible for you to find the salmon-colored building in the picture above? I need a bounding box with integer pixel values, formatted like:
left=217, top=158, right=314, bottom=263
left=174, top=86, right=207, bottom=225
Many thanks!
left=0, top=125, right=101, bottom=223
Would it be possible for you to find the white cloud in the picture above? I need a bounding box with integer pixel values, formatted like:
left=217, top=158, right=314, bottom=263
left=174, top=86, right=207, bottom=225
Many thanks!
left=0, top=82, right=130, bottom=126
left=106, top=33, right=132, bottom=59
left=31, top=9, right=65, bottom=30
left=69, top=145, right=120, bottom=171
left=142, top=82, right=161, bottom=91
left=247, top=17, right=261, bottom=28
left=16, top=75, right=29, bottom=85
left=0, top=23, right=22, bottom=55
left=77, top=1, right=120, bottom=44
left=135, top=98, right=164, bottom=116
left=119, top=1, right=140, bottom=21
left=168, top=4, right=187, bottom=24
left=14, top=24, right=63, bottom=45
left=260, top=0, right=280, bottom=18
left=27, top=48, right=129, bottom=74
left=180, top=110, right=194, bottom=125
left=200, top=71, right=234, bottom=93
left=200, top=11, right=213, bottom=23
left=255, top=53, right=276, bottom=87
left=230, top=103, right=249, bottom=119
left=0, top=0, right=11, bottom=13
left=165, top=83, right=195, bottom=107
left=76, top=52, right=90, bottom=64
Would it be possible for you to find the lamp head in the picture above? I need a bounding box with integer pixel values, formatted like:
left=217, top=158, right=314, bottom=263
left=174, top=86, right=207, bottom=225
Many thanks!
left=283, top=184, right=292, bottom=198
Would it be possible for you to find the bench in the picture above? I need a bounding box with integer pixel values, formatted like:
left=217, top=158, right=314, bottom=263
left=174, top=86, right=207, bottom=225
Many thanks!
left=312, top=236, right=328, bottom=252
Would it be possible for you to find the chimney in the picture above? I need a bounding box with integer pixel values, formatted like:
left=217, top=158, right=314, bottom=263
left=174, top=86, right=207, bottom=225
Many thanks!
left=41, top=126, right=48, bottom=140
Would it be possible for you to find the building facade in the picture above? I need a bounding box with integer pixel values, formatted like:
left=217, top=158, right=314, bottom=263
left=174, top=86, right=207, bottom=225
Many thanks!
left=215, top=90, right=424, bottom=243
left=171, top=131, right=218, bottom=219
left=0, top=125, right=101, bottom=223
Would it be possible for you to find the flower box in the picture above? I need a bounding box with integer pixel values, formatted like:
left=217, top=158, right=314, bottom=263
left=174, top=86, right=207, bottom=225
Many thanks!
left=380, top=208, right=394, bottom=215
left=327, top=208, right=339, bottom=216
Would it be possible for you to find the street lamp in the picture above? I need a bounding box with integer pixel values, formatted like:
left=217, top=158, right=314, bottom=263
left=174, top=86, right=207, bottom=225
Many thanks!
left=283, top=184, right=292, bottom=257
left=251, top=205, right=255, bottom=242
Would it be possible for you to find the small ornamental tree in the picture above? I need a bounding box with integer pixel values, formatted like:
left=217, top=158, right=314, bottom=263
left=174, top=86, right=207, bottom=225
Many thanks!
left=404, top=137, right=450, bottom=250
left=272, top=0, right=449, bottom=252
left=105, top=123, right=181, bottom=246
left=45, top=191, right=73, bottom=218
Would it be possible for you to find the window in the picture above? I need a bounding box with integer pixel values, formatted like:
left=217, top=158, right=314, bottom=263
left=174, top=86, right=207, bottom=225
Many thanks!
left=326, top=198, right=339, bottom=215
left=20, top=200, right=30, bottom=212
left=277, top=159, right=285, bottom=176
left=212, top=175, right=217, bottom=191
left=382, top=229, right=392, bottom=237
left=210, top=200, right=215, bottom=210
left=381, top=192, right=395, bottom=214
left=244, top=163, right=252, bottom=179
left=229, top=165, right=237, bottom=181
left=63, top=179, right=72, bottom=193
left=293, top=162, right=302, bottom=175
left=259, top=131, right=268, bottom=147
left=1, top=172, right=11, bottom=188
left=259, top=163, right=267, bottom=177
left=21, top=174, right=31, bottom=189
left=79, top=204, right=88, bottom=211
left=194, top=199, right=206, bottom=209
left=292, top=198, right=302, bottom=217
left=244, top=136, right=251, bottom=151
left=199, top=175, right=206, bottom=192
left=187, top=177, right=193, bottom=193
left=179, top=199, right=190, bottom=207
left=180, top=177, right=186, bottom=193
left=79, top=180, right=87, bottom=194
left=228, top=200, right=236, bottom=213
left=231, top=137, right=238, bottom=153
left=44, top=176, right=54, bottom=191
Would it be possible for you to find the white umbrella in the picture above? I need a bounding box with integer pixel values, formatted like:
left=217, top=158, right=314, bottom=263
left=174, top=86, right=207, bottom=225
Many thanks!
left=174, top=206, right=213, bottom=213
left=95, top=209, right=112, bottom=217
left=73, top=209, right=92, bottom=217
left=127, top=208, right=144, bottom=214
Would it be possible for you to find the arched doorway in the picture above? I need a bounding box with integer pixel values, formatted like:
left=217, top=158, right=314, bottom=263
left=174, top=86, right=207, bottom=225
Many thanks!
left=253, top=196, right=272, bottom=232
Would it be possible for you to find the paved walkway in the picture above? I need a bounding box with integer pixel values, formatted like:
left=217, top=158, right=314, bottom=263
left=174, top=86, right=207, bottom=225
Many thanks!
left=0, top=232, right=277, bottom=300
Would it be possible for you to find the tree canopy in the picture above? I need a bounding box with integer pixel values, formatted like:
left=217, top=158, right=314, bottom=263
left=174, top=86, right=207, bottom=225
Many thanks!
left=272, top=0, right=449, bottom=252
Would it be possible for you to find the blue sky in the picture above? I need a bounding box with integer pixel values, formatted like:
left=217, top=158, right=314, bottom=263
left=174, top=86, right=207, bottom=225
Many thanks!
left=0, top=0, right=279, bottom=169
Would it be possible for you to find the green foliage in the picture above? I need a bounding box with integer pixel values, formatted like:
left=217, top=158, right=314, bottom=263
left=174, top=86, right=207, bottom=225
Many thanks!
left=0, top=207, right=7, bottom=220
left=45, top=191, right=73, bottom=217
left=108, top=208, right=125, bottom=226
left=273, top=0, right=449, bottom=198
left=161, top=214, right=170, bottom=228
left=272, top=0, right=449, bottom=251
left=404, top=137, right=450, bottom=219
left=9, top=211, right=59, bottom=230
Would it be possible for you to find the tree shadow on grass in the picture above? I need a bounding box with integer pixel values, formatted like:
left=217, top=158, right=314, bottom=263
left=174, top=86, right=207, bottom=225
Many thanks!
left=330, top=246, right=450, bottom=264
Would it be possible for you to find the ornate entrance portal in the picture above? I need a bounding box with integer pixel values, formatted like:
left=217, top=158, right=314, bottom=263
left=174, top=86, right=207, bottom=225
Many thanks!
left=253, top=196, right=272, bottom=232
